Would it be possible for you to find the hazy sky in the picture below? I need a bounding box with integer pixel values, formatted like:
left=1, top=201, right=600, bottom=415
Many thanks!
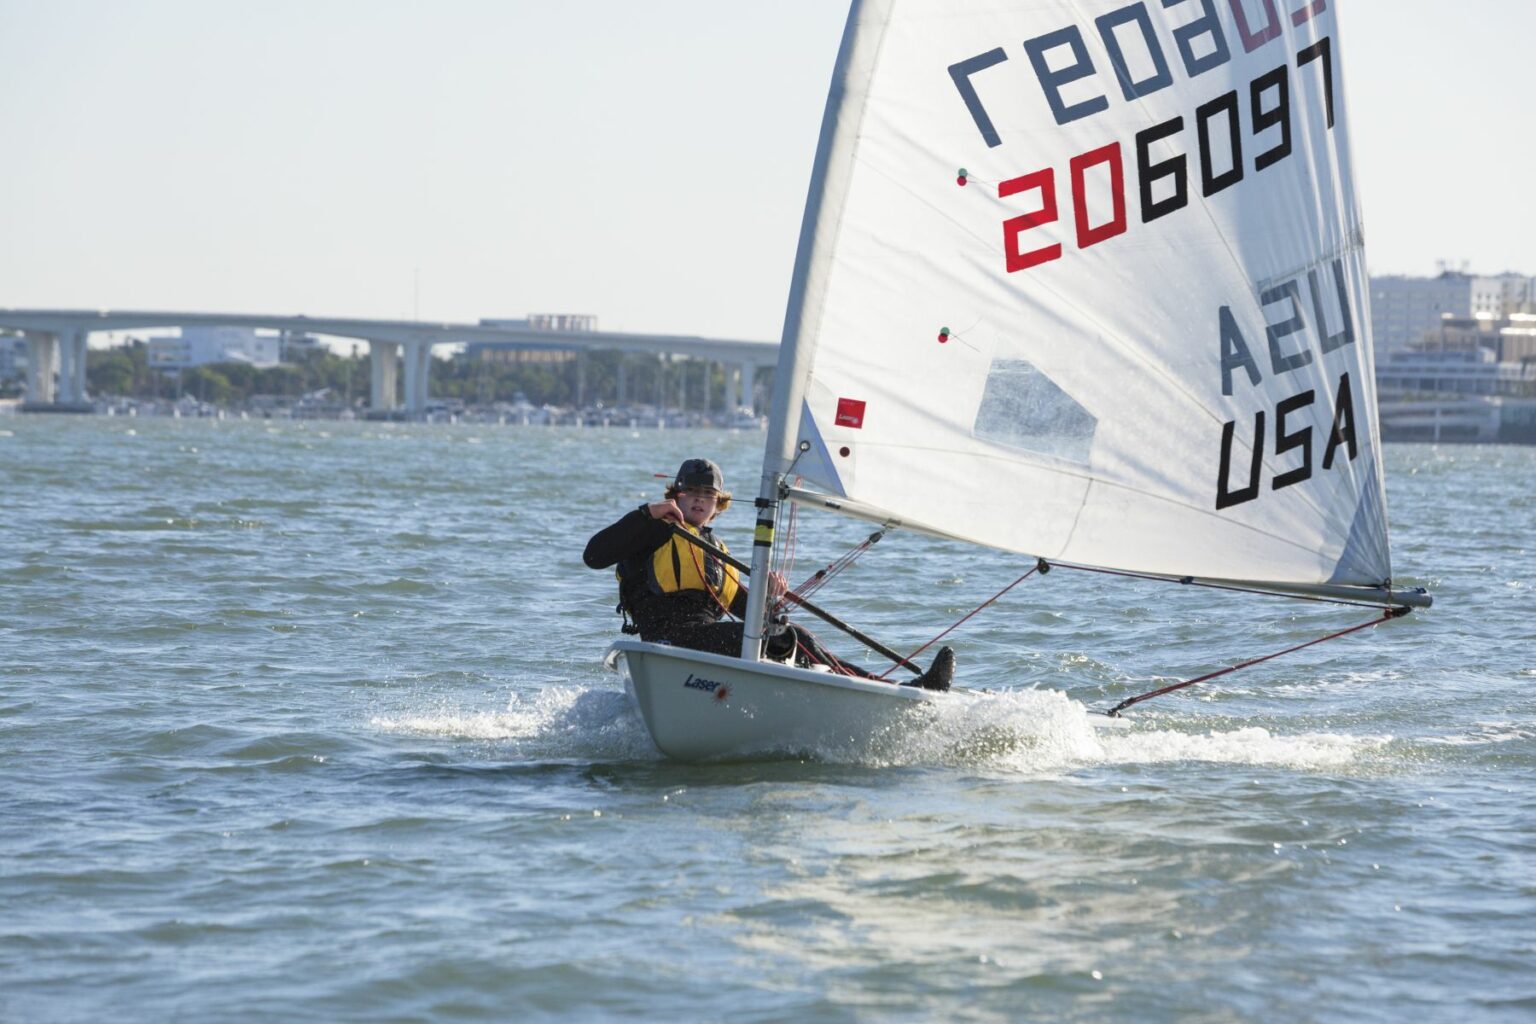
left=2, top=1, right=1532, bottom=342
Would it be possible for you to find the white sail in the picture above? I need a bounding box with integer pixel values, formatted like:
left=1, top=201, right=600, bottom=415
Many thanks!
left=766, top=0, right=1391, bottom=589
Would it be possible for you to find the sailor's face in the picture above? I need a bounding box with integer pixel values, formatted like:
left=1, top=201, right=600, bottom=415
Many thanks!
left=677, top=487, right=720, bottom=526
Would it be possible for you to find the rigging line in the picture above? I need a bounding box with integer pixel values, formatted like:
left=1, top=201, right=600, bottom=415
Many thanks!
left=1049, top=561, right=1402, bottom=609
left=779, top=531, right=899, bottom=653
left=875, top=560, right=1046, bottom=681
left=1104, top=606, right=1410, bottom=717
left=774, top=498, right=801, bottom=617
left=783, top=446, right=811, bottom=481
left=788, top=529, right=884, bottom=607
left=820, top=531, right=883, bottom=583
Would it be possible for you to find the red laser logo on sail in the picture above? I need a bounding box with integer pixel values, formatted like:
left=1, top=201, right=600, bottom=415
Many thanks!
left=835, top=399, right=867, bottom=429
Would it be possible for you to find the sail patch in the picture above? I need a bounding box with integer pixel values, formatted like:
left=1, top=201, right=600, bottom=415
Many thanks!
left=973, top=359, right=1097, bottom=464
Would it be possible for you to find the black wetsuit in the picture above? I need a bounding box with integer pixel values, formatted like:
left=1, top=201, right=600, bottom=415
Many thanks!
left=583, top=506, right=750, bottom=656
left=583, top=507, right=871, bottom=673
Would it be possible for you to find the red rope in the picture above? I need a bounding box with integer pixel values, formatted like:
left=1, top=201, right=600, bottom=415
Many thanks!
left=875, top=562, right=1043, bottom=681
left=789, top=532, right=879, bottom=606
left=683, top=533, right=739, bottom=621
left=1105, top=606, right=1411, bottom=716
left=793, top=636, right=854, bottom=674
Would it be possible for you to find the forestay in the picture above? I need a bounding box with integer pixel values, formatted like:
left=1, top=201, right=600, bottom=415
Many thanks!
left=770, top=0, right=1390, bottom=589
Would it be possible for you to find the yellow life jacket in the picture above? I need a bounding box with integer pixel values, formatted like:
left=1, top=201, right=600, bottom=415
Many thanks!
left=643, top=525, right=740, bottom=609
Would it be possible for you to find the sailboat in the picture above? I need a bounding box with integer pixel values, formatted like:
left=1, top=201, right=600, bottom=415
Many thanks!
left=608, top=0, right=1430, bottom=760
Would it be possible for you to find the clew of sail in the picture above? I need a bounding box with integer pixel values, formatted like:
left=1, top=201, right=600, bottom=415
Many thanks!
left=764, top=0, right=1396, bottom=593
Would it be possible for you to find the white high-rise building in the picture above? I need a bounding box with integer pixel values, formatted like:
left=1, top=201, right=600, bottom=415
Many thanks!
left=146, top=327, right=282, bottom=370
left=1471, top=274, right=1534, bottom=319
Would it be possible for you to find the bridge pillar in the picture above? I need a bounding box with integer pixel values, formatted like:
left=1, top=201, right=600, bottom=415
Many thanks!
left=737, top=361, right=755, bottom=413
left=370, top=340, right=400, bottom=413
left=73, top=329, right=90, bottom=402
left=416, top=342, right=431, bottom=413
left=56, top=329, right=88, bottom=403
left=401, top=340, right=431, bottom=417
left=25, top=332, right=58, bottom=403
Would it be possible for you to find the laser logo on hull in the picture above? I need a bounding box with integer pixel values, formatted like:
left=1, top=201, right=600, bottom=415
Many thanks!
left=682, top=673, right=730, bottom=702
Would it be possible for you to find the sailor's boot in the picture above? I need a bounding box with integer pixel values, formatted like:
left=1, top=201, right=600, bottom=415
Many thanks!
left=902, top=646, right=954, bottom=691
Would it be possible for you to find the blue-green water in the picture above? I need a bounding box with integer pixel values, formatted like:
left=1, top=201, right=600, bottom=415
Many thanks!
left=2, top=416, right=1532, bottom=1022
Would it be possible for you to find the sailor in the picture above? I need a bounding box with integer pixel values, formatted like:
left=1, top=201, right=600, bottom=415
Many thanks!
left=584, top=457, right=953, bottom=690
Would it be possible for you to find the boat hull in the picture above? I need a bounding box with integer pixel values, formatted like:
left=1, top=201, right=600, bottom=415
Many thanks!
left=607, top=639, right=943, bottom=761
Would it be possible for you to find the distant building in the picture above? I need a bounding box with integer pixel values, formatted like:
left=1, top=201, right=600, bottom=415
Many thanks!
left=1471, top=275, right=1535, bottom=319
left=279, top=331, right=325, bottom=361
left=1378, top=350, right=1536, bottom=398
left=464, top=314, right=598, bottom=364
left=1415, top=312, right=1536, bottom=365
left=1370, top=272, right=1475, bottom=356
left=0, top=334, right=25, bottom=381
left=1377, top=312, right=1536, bottom=398
left=146, top=327, right=282, bottom=370
left=1370, top=270, right=1536, bottom=356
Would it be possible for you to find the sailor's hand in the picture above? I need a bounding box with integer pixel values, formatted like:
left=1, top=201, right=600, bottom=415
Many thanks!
left=647, top=500, right=685, bottom=525
left=767, top=571, right=789, bottom=603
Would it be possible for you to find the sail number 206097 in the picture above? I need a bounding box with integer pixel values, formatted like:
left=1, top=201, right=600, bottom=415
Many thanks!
left=946, top=2, right=1335, bottom=272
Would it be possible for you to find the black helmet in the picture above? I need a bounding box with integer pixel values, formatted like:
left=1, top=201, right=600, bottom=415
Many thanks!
left=673, top=458, right=726, bottom=494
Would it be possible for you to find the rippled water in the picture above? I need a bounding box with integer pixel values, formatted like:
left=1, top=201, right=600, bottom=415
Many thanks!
left=2, top=416, right=1532, bottom=1022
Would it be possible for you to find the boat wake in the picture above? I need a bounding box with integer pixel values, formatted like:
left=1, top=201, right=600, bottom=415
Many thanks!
left=372, top=680, right=1391, bottom=774
left=865, top=687, right=1390, bottom=773
left=370, top=684, right=662, bottom=763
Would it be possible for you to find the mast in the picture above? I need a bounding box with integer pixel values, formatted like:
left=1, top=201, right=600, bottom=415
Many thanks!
left=741, top=0, right=888, bottom=660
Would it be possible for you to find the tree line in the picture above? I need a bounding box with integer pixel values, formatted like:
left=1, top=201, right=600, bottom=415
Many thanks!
left=84, top=342, right=745, bottom=409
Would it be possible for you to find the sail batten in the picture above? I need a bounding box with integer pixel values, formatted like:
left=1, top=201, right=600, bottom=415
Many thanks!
left=760, top=0, right=1393, bottom=594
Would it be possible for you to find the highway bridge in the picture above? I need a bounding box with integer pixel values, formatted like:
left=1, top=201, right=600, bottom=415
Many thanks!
left=0, top=309, right=778, bottom=417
